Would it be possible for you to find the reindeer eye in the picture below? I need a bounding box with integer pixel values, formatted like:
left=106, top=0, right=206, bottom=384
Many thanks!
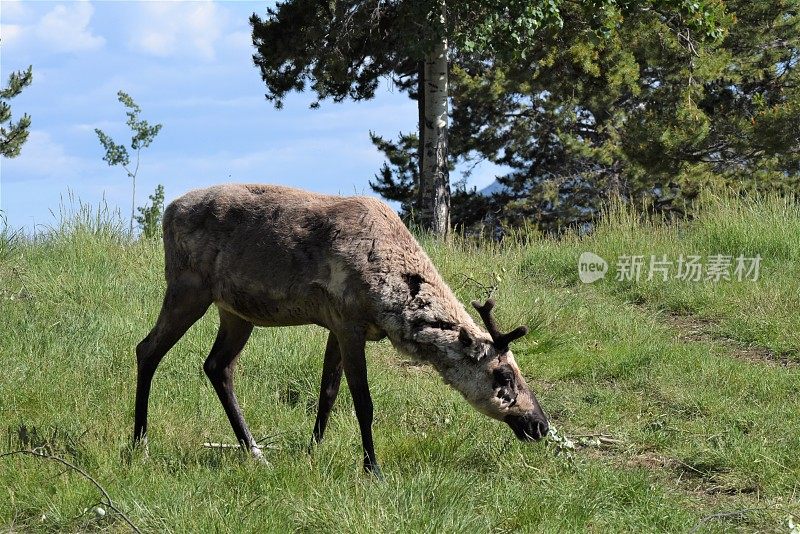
left=493, top=367, right=515, bottom=387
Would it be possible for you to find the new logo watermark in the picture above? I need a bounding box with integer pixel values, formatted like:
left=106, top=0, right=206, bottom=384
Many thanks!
left=578, top=253, right=761, bottom=283
left=578, top=252, right=609, bottom=283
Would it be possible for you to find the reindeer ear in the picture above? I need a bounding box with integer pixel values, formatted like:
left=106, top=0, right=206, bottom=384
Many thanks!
left=458, top=326, right=473, bottom=347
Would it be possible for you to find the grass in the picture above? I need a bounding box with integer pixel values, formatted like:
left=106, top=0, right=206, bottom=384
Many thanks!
left=1, top=194, right=799, bottom=532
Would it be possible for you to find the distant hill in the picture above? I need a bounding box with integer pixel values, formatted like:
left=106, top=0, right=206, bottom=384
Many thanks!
left=478, top=180, right=507, bottom=196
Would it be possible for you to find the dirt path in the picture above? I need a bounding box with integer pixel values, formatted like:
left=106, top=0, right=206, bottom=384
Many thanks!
left=658, top=311, right=798, bottom=368
left=573, top=439, right=796, bottom=532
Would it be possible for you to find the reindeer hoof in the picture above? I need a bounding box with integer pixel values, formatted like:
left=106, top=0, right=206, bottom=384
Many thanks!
left=132, top=437, right=150, bottom=458
left=249, top=446, right=271, bottom=465
left=365, top=462, right=384, bottom=480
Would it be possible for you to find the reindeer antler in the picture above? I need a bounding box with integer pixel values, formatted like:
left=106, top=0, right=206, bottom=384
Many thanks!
left=471, top=299, right=529, bottom=352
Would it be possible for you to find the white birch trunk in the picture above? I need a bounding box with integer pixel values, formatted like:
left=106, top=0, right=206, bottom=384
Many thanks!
left=415, top=61, right=425, bottom=214
left=419, top=0, right=450, bottom=237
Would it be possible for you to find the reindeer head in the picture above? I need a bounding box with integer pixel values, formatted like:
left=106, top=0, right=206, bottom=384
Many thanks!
left=451, top=299, right=549, bottom=441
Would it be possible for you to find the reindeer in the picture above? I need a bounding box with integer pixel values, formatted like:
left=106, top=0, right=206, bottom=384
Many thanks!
left=134, top=184, right=548, bottom=476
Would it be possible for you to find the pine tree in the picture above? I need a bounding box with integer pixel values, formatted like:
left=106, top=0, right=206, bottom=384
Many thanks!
left=0, top=66, right=33, bottom=159
left=375, top=1, right=795, bottom=233
left=250, top=0, right=567, bottom=236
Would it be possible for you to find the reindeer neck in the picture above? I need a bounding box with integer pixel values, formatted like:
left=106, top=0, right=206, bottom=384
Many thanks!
left=382, top=284, right=481, bottom=372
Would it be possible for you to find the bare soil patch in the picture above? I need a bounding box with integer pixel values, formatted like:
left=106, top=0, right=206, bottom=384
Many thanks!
left=659, top=311, right=798, bottom=368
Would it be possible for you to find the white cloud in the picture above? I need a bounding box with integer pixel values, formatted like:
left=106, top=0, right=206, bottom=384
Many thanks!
left=1, top=131, right=94, bottom=182
left=72, top=121, right=118, bottom=134
left=129, top=2, right=225, bottom=61
left=0, top=0, right=29, bottom=20
left=225, top=137, right=385, bottom=173
left=35, top=2, right=105, bottom=52
left=0, top=24, right=24, bottom=46
left=222, top=30, right=252, bottom=54
left=1, top=2, right=104, bottom=54
left=159, top=95, right=262, bottom=109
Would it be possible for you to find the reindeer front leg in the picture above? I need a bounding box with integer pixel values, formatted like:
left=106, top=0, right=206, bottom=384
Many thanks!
left=203, top=309, right=261, bottom=460
left=338, top=327, right=382, bottom=478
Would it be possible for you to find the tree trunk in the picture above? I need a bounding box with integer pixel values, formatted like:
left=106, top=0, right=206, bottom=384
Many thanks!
left=419, top=1, right=450, bottom=237
left=415, top=60, right=425, bottom=218
left=130, top=174, right=136, bottom=237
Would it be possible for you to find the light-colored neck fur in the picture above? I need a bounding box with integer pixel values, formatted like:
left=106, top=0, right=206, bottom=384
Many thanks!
left=363, top=243, right=491, bottom=383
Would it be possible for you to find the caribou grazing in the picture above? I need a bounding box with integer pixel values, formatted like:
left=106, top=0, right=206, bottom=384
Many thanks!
left=134, top=184, right=548, bottom=475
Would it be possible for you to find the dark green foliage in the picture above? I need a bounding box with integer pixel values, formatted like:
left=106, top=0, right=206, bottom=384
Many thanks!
left=95, top=91, right=162, bottom=236
left=470, top=0, right=798, bottom=231
left=249, top=1, right=567, bottom=107
left=250, top=1, right=424, bottom=109
left=135, top=184, right=165, bottom=240
left=369, top=131, right=498, bottom=233
left=0, top=65, right=33, bottom=159
left=375, top=1, right=797, bottom=233
left=251, top=1, right=659, bottom=235
left=250, top=1, right=740, bottom=234
left=369, top=130, right=498, bottom=233
left=94, top=129, right=129, bottom=167
left=368, top=132, right=419, bottom=217
left=116, top=92, right=162, bottom=151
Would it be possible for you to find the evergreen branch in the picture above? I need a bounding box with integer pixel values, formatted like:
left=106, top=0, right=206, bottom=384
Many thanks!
left=0, top=119, right=31, bottom=157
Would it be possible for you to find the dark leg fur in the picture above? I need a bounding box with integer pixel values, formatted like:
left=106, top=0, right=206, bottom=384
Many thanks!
left=311, top=331, right=344, bottom=445
left=203, top=309, right=260, bottom=457
left=133, top=273, right=211, bottom=444
left=338, top=328, right=382, bottom=478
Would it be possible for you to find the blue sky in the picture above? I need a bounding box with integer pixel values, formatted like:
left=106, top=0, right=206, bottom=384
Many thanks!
left=0, top=0, right=501, bottom=233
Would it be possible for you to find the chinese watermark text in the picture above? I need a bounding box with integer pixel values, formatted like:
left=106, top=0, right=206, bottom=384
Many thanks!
left=579, top=253, right=760, bottom=283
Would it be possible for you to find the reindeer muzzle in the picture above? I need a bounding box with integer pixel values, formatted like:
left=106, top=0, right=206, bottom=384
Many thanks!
left=505, top=413, right=549, bottom=441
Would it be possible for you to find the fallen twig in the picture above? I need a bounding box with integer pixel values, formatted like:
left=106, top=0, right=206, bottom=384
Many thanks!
left=203, top=442, right=239, bottom=449
left=0, top=448, right=141, bottom=533
left=202, top=442, right=280, bottom=450
left=569, top=433, right=624, bottom=445
left=688, top=507, right=762, bottom=533
left=673, top=457, right=708, bottom=477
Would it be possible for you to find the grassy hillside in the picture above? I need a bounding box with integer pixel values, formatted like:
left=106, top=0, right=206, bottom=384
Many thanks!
left=2, top=194, right=799, bottom=532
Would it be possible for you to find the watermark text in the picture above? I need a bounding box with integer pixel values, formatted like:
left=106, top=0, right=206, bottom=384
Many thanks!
left=578, top=253, right=761, bottom=283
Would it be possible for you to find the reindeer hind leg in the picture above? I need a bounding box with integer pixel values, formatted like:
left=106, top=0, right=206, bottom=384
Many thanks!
left=133, top=272, right=211, bottom=445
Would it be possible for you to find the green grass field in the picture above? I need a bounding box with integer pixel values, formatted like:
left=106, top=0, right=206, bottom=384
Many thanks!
left=2, top=194, right=799, bottom=532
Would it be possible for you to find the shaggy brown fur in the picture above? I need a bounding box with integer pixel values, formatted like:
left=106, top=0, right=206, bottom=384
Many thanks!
left=134, top=184, right=548, bottom=475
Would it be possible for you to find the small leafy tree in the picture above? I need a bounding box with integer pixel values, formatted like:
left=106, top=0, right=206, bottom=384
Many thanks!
left=135, top=184, right=165, bottom=239
left=95, top=91, right=162, bottom=236
left=1, top=65, right=33, bottom=158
